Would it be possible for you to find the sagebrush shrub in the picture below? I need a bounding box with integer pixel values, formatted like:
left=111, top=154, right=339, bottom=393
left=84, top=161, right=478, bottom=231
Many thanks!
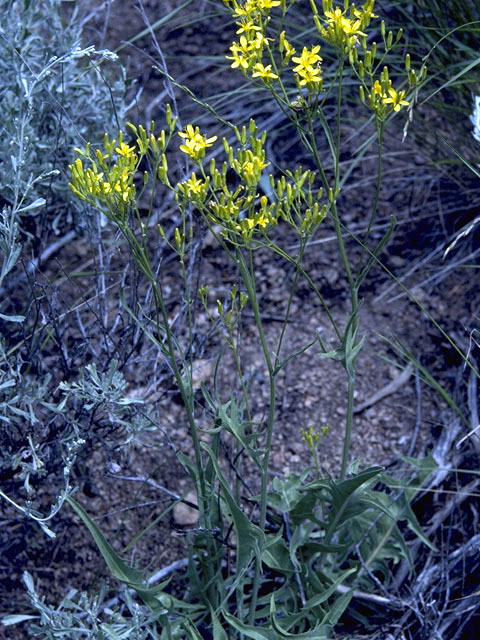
left=0, top=0, right=130, bottom=538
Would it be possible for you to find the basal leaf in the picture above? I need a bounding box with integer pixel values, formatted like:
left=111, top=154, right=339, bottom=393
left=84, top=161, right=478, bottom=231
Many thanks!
left=303, top=567, right=356, bottom=610
left=324, top=590, right=353, bottom=625
left=67, top=497, right=173, bottom=613
left=223, top=611, right=328, bottom=640
left=333, top=466, right=384, bottom=500
left=202, top=443, right=264, bottom=573
left=262, top=531, right=295, bottom=574
left=67, top=497, right=144, bottom=585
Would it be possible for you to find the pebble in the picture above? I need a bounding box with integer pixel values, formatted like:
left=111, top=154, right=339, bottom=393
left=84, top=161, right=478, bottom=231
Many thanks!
left=173, top=490, right=198, bottom=526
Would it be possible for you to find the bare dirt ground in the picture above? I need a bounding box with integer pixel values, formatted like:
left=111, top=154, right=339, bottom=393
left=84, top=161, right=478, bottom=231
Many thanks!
left=1, top=1, right=480, bottom=638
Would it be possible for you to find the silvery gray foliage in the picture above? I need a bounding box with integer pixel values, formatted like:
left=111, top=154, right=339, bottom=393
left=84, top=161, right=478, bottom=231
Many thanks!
left=0, top=356, right=153, bottom=538
left=58, top=360, right=155, bottom=447
left=2, top=572, right=158, bottom=639
left=0, top=0, right=129, bottom=232
left=0, top=0, right=130, bottom=537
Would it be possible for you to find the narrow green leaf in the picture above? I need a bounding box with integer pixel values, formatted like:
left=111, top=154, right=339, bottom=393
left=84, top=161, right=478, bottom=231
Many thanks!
left=269, top=473, right=306, bottom=512
left=67, top=499, right=178, bottom=614
left=224, top=611, right=328, bottom=640
left=270, top=594, right=331, bottom=638
left=101, top=625, right=124, bottom=639
left=439, top=134, right=480, bottom=179
left=378, top=333, right=470, bottom=426
left=398, top=493, right=438, bottom=552
left=303, top=567, right=356, bottom=609
left=324, top=590, right=353, bottom=625
left=66, top=497, right=144, bottom=584
left=422, top=49, right=480, bottom=104
left=262, top=531, right=295, bottom=574
left=183, top=620, right=205, bottom=640
left=115, top=0, right=193, bottom=53
left=334, top=466, right=384, bottom=499
left=211, top=608, right=228, bottom=640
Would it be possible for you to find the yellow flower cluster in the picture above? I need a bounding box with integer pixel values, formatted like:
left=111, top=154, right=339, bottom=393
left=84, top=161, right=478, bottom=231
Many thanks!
left=235, top=195, right=274, bottom=236
left=69, top=110, right=326, bottom=247
left=313, top=0, right=376, bottom=52
left=292, top=45, right=323, bottom=88
left=69, top=120, right=174, bottom=225
left=178, top=124, right=217, bottom=162
left=223, top=0, right=281, bottom=17
left=222, top=0, right=418, bottom=120
left=175, top=120, right=325, bottom=243
left=69, top=132, right=138, bottom=222
left=177, top=173, right=210, bottom=202
left=223, top=0, right=281, bottom=82
left=359, top=66, right=409, bottom=120
left=179, top=125, right=278, bottom=240
left=230, top=148, right=269, bottom=187
left=223, top=0, right=326, bottom=92
left=374, top=82, right=409, bottom=112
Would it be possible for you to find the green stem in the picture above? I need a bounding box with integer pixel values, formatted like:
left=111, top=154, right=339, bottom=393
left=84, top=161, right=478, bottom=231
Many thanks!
left=123, top=230, right=218, bottom=600
left=236, top=248, right=275, bottom=625
left=340, top=371, right=356, bottom=481
left=150, top=283, right=207, bottom=515
left=269, top=241, right=342, bottom=342
left=357, top=120, right=384, bottom=279
left=306, top=60, right=360, bottom=479
left=274, top=239, right=306, bottom=370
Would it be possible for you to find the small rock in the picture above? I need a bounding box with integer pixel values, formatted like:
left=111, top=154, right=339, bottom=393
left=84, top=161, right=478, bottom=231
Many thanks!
left=390, top=255, right=406, bottom=268
left=173, top=490, right=199, bottom=526
left=324, top=267, right=339, bottom=285
left=191, top=358, right=213, bottom=389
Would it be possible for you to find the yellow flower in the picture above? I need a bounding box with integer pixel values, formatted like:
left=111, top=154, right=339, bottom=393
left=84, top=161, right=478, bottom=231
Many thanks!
left=252, top=31, right=270, bottom=50
left=235, top=205, right=275, bottom=238
left=233, top=0, right=257, bottom=18
left=178, top=124, right=217, bottom=161
left=324, top=7, right=366, bottom=37
left=353, top=6, right=378, bottom=22
left=227, top=49, right=250, bottom=69
left=292, top=45, right=322, bottom=71
left=227, top=36, right=255, bottom=69
left=319, top=5, right=368, bottom=51
left=372, top=80, right=384, bottom=96
left=252, top=62, right=278, bottom=80
left=235, top=19, right=261, bottom=35
left=233, top=152, right=269, bottom=187
left=294, top=66, right=322, bottom=87
left=237, top=34, right=254, bottom=55
left=237, top=217, right=256, bottom=231
left=382, top=87, right=409, bottom=112
left=183, top=173, right=205, bottom=195
left=115, top=141, right=136, bottom=157
left=292, top=46, right=323, bottom=88
left=178, top=173, right=209, bottom=204
left=324, top=7, right=344, bottom=22
left=256, top=214, right=270, bottom=227
left=258, top=0, right=281, bottom=9
left=342, top=18, right=366, bottom=38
